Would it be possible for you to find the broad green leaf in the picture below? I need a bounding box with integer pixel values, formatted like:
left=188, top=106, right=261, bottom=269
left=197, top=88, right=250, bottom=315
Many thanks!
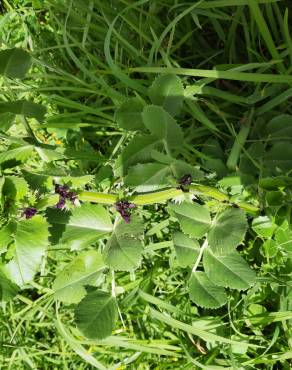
left=142, top=105, right=183, bottom=148
left=75, top=290, right=117, bottom=339
left=46, top=208, right=71, bottom=245
left=265, top=115, right=292, bottom=139
left=62, top=204, right=113, bottom=250
left=5, top=215, right=49, bottom=286
left=0, top=222, right=15, bottom=254
left=169, top=202, right=211, bottom=238
left=203, top=249, right=256, bottom=290
left=252, top=216, right=277, bottom=238
left=173, top=232, right=200, bottom=267
left=170, top=160, right=204, bottom=181
left=115, top=97, right=145, bottom=131
left=0, top=112, right=15, bottom=131
left=0, top=48, right=31, bottom=79
left=3, top=176, right=29, bottom=201
left=148, top=74, right=184, bottom=116
left=207, top=208, right=247, bottom=254
left=125, top=162, right=172, bottom=192
left=114, top=134, right=163, bottom=177
left=0, top=269, right=19, bottom=301
left=189, top=271, right=227, bottom=308
left=0, top=146, right=34, bottom=164
left=0, top=100, right=46, bottom=122
left=103, top=217, right=144, bottom=271
left=53, top=250, right=106, bottom=304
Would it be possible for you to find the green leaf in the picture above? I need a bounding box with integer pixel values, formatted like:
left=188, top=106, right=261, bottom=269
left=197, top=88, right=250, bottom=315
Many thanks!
left=173, top=232, right=200, bottom=267
left=0, top=100, right=46, bottom=122
left=142, top=105, right=183, bottom=148
left=115, top=97, right=145, bottom=131
left=149, top=75, right=184, bottom=116
left=0, top=269, right=19, bottom=301
left=203, top=249, right=256, bottom=290
left=169, top=202, right=211, bottom=238
left=103, top=217, right=144, bottom=271
left=125, top=162, right=172, bottom=192
left=0, top=146, right=34, bottom=164
left=53, top=250, right=106, bottom=304
left=207, top=208, right=247, bottom=254
left=0, top=222, right=15, bottom=254
left=0, top=112, right=15, bottom=131
left=189, top=271, right=228, bottom=309
left=0, top=48, right=31, bottom=79
left=252, top=216, right=277, bottom=238
left=62, top=204, right=113, bottom=250
left=74, top=290, right=118, bottom=339
left=3, top=176, right=29, bottom=201
left=114, top=134, right=163, bottom=177
left=5, top=215, right=49, bottom=286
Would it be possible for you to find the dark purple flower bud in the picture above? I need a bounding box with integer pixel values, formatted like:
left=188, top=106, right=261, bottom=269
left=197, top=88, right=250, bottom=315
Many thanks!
left=22, top=207, right=37, bottom=219
left=55, top=184, right=69, bottom=198
left=56, top=197, right=66, bottom=209
left=67, top=191, right=78, bottom=204
left=115, top=200, right=136, bottom=223
left=178, top=174, right=192, bottom=186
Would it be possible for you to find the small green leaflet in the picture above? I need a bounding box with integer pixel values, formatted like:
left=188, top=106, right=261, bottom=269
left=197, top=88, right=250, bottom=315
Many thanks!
left=125, top=162, right=172, bottom=192
left=0, top=222, right=15, bottom=254
left=61, top=204, right=113, bottom=250
left=207, top=208, right=248, bottom=254
left=189, top=271, right=227, bottom=309
left=169, top=201, right=211, bottom=238
left=142, top=105, right=183, bottom=148
left=53, top=250, right=106, bottom=304
left=173, top=232, right=200, bottom=267
left=5, top=215, right=49, bottom=287
left=252, top=216, right=277, bottom=238
left=103, top=217, right=144, bottom=271
left=114, top=134, right=163, bottom=177
left=0, top=100, right=46, bottom=122
left=203, top=249, right=256, bottom=290
left=115, top=97, right=145, bottom=131
left=2, top=176, right=29, bottom=201
left=75, top=290, right=118, bottom=339
left=0, top=48, right=31, bottom=79
left=148, top=74, right=184, bottom=117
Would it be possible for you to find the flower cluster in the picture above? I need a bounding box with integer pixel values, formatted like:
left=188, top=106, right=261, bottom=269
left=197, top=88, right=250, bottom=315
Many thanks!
left=55, top=184, right=78, bottom=209
left=22, top=207, right=37, bottom=219
left=115, top=200, right=136, bottom=223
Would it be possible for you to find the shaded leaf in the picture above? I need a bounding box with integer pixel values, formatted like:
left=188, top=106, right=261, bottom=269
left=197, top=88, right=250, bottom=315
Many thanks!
left=203, top=249, right=256, bottom=290
left=149, top=75, right=184, bottom=116
left=189, top=271, right=227, bottom=308
left=3, top=176, right=29, bottom=201
left=115, top=97, right=145, bottom=131
left=0, top=48, right=31, bottom=79
left=0, top=268, right=19, bottom=301
left=75, top=290, right=117, bottom=339
left=142, top=105, right=183, bottom=148
left=0, top=100, right=46, bottom=122
left=53, top=250, right=106, bottom=304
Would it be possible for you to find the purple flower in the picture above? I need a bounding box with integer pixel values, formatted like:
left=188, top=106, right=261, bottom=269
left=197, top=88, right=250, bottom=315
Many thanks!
left=115, top=200, right=136, bottom=223
left=22, top=207, right=37, bottom=219
left=54, top=184, right=78, bottom=208
left=178, top=174, right=192, bottom=186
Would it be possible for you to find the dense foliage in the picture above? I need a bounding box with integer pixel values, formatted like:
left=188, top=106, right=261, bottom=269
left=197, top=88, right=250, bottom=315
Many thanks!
left=0, top=0, right=292, bottom=369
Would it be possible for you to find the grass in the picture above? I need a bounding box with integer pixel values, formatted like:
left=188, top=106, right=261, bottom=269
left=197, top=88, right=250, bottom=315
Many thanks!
left=0, top=0, right=292, bottom=369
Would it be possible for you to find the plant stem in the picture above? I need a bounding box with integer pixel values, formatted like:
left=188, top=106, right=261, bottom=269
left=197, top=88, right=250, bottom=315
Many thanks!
left=192, top=239, right=208, bottom=273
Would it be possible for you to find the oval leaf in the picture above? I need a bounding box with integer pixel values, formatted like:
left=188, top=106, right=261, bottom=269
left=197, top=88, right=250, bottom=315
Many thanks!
left=169, top=202, right=211, bottom=238
left=203, top=249, right=256, bottom=290
left=75, top=290, right=117, bottom=339
left=173, top=232, right=200, bottom=267
left=0, top=48, right=31, bottom=79
left=103, top=217, right=144, bottom=271
left=207, top=208, right=247, bottom=254
left=115, top=97, right=145, bottom=131
left=189, top=271, right=227, bottom=309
